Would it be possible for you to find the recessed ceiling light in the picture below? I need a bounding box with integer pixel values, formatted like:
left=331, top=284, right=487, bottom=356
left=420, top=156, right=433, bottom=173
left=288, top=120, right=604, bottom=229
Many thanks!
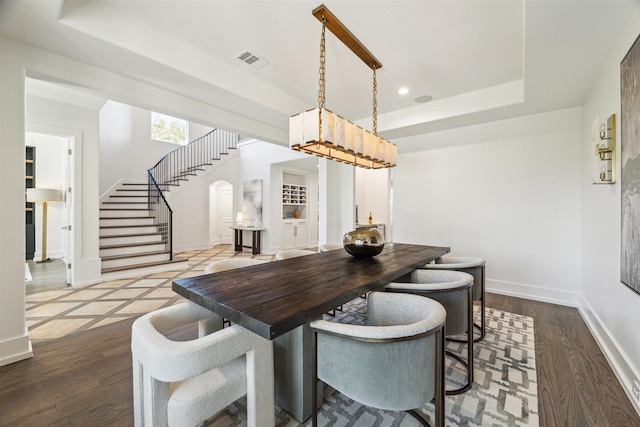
left=414, top=95, right=433, bottom=103
left=398, top=87, right=409, bottom=95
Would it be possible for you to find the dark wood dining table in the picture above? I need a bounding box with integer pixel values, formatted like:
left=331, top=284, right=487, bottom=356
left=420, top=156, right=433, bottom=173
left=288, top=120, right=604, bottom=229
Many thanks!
left=172, top=243, right=449, bottom=422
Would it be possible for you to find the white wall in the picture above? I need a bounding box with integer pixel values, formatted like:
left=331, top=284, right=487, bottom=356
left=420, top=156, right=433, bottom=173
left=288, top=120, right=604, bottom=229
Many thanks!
left=580, top=7, right=640, bottom=412
left=355, top=168, right=390, bottom=232
left=99, top=101, right=215, bottom=195
left=0, top=38, right=32, bottom=365
left=25, top=132, right=67, bottom=260
left=169, top=153, right=240, bottom=253
left=166, top=140, right=317, bottom=254
left=239, top=140, right=313, bottom=253
left=318, top=159, right=356, bottom=245
left=393, top=108, right=583, bottom=305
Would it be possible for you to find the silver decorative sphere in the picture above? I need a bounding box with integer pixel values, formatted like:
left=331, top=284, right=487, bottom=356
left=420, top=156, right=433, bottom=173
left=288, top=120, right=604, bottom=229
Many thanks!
left=343, top=228, right=385, bottom=257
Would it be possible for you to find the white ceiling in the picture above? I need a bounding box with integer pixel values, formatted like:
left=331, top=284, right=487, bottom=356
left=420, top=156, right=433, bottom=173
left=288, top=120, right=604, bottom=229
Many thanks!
left=0, top=0, right=636, bottom=150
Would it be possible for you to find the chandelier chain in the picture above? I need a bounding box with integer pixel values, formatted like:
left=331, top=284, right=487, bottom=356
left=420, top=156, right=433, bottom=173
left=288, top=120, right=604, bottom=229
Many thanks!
left=318, top=17, right=326, bottom=110
left=318, top=15, right=327, bottom=144
left=372, top=66, right=378, bottom=136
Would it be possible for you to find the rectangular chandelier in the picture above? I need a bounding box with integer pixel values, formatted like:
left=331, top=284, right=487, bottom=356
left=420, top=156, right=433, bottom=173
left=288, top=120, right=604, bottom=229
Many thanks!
left=290, top=108, right=396, bottom=169
left=289, top=4, right=397, bottom=169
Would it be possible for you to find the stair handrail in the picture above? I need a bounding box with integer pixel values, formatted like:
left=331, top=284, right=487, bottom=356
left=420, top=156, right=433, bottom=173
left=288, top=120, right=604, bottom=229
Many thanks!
left=146, top=128, right=245, bottom=260
left=147, top=171, right=173, bottom=259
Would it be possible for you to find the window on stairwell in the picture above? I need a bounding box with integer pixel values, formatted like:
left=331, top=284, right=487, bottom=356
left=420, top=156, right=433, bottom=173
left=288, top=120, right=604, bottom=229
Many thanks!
left=151, top=112, right=189, bottom=145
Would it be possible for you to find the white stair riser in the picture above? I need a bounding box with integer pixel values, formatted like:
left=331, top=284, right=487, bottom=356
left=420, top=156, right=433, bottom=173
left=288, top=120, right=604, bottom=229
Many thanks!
left=100, top=225, right=158, bottom=236
left=99, top=234, right=163, bottom=245
left=100, top=243, right=167, bottom=257
left=102, top=203, right=149, bottom=210
left=108, top=196, right=148, bottom=203
left=99, top=217, right=155, bottom=227
left=101, top=253, right=171, bottom=269
left=100, top=210, right=151, bottom=218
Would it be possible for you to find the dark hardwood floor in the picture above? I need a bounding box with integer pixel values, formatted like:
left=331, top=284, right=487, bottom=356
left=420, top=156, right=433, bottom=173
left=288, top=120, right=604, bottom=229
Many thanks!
left=26, top=258, right=68, bottom=295
left=0, top=293, right=638, bottom=426
left=485, top=293, right=639, bottom=427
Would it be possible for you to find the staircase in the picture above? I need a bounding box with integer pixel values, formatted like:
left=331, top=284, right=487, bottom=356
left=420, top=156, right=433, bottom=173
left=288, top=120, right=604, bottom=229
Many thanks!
left=100, top=129, right=244, bottom=274
left=100, top=182, right=182, bottom=274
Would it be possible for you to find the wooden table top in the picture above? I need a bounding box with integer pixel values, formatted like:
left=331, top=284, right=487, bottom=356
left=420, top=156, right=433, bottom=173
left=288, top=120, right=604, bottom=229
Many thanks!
left=172, top=243, right=449, bottom=340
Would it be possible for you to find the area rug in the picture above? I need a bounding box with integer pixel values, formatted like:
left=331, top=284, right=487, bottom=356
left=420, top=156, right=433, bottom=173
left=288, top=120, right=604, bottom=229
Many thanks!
left=206, top=299, right=539, bottom=426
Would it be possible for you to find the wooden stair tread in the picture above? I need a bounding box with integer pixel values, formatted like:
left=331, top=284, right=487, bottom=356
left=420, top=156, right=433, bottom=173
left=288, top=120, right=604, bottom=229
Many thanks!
left=101, top=250, right=170, bottom=261
left=103, top=201, right=149, bottom=204
left=116, top=188, right=169, bottom=191
left=100, top=241, right=165, bottom=250
left=100, top=208, right=149, bottom=211
left=99, top=216, right=153, bottom=220
left=100, top=232, right=162, bottom=238
left=99, top=224, right=158, bottom=229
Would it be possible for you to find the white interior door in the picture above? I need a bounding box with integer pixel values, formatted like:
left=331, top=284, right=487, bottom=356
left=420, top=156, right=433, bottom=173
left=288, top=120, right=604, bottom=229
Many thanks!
left=219, top=189, right=233, bottom=244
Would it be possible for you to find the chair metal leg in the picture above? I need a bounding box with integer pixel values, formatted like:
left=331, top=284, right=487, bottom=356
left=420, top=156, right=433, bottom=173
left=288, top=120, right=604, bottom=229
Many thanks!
left=406, top=410, right=431, bottom=426
left=406, top=326, right=446, bottom=427
left=449, top=301, right=485, bottom=343
left=445, top=286, right=474, bottom=395
left=311, top=329, right=318, bottom=427
left=435, top=326, right=445, bottom=427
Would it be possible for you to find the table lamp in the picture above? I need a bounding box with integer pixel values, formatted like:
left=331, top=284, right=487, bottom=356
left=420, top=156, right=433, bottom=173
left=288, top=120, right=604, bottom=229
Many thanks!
left=26, top=188, right=64, bottom=263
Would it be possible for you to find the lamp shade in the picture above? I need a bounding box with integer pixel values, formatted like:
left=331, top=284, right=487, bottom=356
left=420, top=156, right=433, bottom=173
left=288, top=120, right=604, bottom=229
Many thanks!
left=26, top=188, right=64, bottom=203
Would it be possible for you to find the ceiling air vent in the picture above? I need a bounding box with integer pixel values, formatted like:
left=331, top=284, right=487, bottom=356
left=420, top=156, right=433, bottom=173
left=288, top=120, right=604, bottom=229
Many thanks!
left=235, top=50, right=269, bottom=70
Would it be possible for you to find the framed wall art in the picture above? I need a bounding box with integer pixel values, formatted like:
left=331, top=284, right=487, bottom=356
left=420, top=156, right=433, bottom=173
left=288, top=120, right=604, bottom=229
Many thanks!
left=620, top=32, right=640, bottom=296
left=242, top=179, right=263, bottom=223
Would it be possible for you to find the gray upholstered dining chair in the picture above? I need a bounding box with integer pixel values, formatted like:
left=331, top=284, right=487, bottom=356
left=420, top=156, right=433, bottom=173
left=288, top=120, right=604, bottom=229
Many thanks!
left=386, top=269, right=474, bottom=395
left=310, top=291, right=446, bottom=427
left=203, top=257, right=267, bottom=274
left=420, top=256, right=486, bottom=342
left=274, top=249, right=316, bottom=260
left=131, top=302, right=274, bottom=427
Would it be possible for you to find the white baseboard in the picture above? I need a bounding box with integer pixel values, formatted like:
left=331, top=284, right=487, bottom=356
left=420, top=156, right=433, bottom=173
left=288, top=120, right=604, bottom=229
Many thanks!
left=32, top=250, right=64, bottom=263
left=578, top=296, right=640, bottom=417
left=486, top=279, right=580, bottom=308
left=0, top=334, right=33, bottom=367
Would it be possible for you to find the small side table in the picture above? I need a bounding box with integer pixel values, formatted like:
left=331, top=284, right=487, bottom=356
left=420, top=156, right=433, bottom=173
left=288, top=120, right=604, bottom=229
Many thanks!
left=231, top=226, right=266, bottom=255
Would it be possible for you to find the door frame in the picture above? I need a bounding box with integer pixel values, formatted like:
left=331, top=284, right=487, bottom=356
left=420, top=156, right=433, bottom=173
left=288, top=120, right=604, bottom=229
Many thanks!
left=26, top=124, right=77, bottom=286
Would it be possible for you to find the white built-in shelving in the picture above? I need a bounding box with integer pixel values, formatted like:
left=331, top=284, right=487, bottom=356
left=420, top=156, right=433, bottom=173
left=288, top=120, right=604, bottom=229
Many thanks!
left=282, top=184, right=307, bottom=205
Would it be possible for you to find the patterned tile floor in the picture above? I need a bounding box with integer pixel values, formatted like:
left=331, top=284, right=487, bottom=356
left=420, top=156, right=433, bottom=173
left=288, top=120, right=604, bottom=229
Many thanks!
left=26, top=245, right=275, bottom=341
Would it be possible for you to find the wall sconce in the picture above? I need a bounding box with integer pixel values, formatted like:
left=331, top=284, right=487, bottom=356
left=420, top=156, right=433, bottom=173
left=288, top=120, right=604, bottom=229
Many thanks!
left=236, top=212, right=244, bottom=225
left=594, top=114, right=616, bottom=184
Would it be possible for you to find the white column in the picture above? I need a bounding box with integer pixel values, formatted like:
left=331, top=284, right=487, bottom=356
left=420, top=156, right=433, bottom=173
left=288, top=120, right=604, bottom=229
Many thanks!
left=0, top=42, right=33, bottom=365
left=318, top=158, right=355, bottom=245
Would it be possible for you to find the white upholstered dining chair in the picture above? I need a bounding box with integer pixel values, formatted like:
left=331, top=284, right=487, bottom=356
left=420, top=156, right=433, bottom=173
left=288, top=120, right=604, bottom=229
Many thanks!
left=204, top=257, right=267, bottom=274
left=131, top=302, right=274, bottom=427
left=274, top=249, right=316, bottom=260
left=318, top=243, right=343, bottom=252
left=310, top=291, right=446, bottom=427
